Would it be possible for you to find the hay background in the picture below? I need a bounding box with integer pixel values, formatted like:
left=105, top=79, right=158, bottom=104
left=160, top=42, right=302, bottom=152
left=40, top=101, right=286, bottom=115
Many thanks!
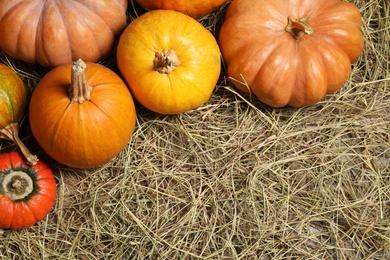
left=1, top=0, right=389, bottom=259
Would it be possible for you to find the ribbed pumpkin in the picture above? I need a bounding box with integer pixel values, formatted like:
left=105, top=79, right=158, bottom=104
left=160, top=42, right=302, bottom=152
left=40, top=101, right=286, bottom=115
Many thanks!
left=0, top=0, right=128, bottom=68
left=0, top=151, right=56, bottom=229
left=29, top=59, right=137, bottom=168
left=0, top=63, right=37, bottom=165
left=135, top=0, right=228, bottom=18
left=117, top=10, right=221, bottom=114
left=0, top=63, right=26, bottom=129
left=219, top=0, right=364, bottom=107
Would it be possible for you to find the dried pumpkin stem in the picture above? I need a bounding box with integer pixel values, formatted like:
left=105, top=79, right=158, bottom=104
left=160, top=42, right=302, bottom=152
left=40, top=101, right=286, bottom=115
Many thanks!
left=285, top=16, right=313, bottom=40
left=153, top=49, right=181, bottom=74
left=69, top=59, right=92, bottom=103
left=2, top=171, right=34, bottom=201
left=0, top=123, right=38, bottom=165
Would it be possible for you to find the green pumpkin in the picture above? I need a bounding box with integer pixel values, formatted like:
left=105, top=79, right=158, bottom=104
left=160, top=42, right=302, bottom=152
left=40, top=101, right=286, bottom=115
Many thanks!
left=0, top=63, right=37, bottom=165
left=0, top=63, right=27, bottom=129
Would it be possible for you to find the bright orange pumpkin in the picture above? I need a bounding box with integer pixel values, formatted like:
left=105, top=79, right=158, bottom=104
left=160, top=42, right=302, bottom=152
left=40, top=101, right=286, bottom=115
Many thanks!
left=29, top=59, right=137, bottom=168
left=219, top=0, right=364, bottom=107
left=117, top=10, right=221, bottom=114
left=0, top=63, right=37, bottom=165
left=134, top=0, right=228, bottom=19
left=0, top=151, right=56, bottom=229
left=0, top=0, right=128, bottom=68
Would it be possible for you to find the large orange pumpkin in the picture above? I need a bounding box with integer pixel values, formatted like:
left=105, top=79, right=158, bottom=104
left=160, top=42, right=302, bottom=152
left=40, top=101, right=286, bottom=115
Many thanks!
left=0, top=63, right=37, bottom=165
left=0, top=0, right=128, bottom=68
left=29, top=59, right=137, bottom=168
left=117, top=10, right=221, bottom=114
left=134, top=0, right=228, bottom=19
left=219, top=0, right=364, bottom=107
left=0, top=151, right=56, bottom=229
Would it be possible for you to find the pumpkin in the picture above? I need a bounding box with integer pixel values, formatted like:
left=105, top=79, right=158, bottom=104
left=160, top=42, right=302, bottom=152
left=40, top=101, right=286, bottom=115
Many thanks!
left=0, top=0, right=128, bottom=68
left=0, top=151, right=56, bottom=229
left=29, top=59, right=137, bottom=168
left=218, top=0, right=364, bottom=107
left=0, top=63, right=37, bottom=165
left=134, top=0, right=228, bottom=19
left=117, top=10, right=221, bottom=114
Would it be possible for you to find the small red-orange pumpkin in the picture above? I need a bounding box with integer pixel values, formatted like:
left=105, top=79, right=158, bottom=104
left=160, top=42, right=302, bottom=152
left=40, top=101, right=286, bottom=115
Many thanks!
left=29, top=59, right=137, bottom=168
left=0, top=151, right=56, bottom=229
left=219, top=0, right=364, bottom=107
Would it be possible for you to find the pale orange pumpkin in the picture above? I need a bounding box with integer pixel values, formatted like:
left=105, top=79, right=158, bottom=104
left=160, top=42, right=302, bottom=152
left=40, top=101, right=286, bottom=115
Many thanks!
left=134, top=0, right=228, bottom=19
left=29, top=59, right=136, bottom=168
left=219, top=0, right=364, bottom=107
left=117, top=10, right=221, bottom=114
left=0, top=0, right=128, bottom=68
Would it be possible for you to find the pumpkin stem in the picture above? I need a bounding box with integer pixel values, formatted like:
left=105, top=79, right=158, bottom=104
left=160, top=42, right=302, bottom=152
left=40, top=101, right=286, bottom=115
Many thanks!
left=153, top=49, right=181, bottom=74
left=285, top=16, right=313, bottom=40
left=0, top=123, right=38, bottom=165
left=12, top=179, right=22, bottom=189
left=69, top=59, right=92, bottom=104
left=2, top=171, right=34, bottom=201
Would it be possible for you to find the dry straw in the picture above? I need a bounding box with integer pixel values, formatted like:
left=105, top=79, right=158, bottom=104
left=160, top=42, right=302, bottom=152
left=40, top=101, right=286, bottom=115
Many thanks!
left=1, top=0, right=389, bottom=259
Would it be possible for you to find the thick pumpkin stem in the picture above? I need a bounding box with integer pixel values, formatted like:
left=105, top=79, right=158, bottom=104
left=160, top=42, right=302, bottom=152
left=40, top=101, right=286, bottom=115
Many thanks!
left=2, top=171, right=34, bottom=201
left=69, top=59, right=92, bottom=103
left=285, top=16, right=313, bottom=40
left=0, top=123, right=38, bottom=165
left=153, top=49, right=181, bottom=74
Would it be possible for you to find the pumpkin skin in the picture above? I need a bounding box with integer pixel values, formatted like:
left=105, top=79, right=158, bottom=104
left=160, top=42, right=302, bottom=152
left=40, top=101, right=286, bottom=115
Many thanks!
left=135, top=0, right=228, bottom=19
left=0, top=63, right=27, bottom=129
left=117, top=10, right=221, bottom=114
left=0, top=151, right=56, bottom=229
left=219, top=0, right=364, bottom=107
left=0, top=64, right=37, bottom=165
left=0, top=0, right=128, bottom=68
left=29, top=60, right=137, bottom=168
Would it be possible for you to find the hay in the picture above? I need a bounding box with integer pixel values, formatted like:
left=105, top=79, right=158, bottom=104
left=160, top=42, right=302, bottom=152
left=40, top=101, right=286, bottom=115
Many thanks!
left=1, top=0, right=389, bottom=259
